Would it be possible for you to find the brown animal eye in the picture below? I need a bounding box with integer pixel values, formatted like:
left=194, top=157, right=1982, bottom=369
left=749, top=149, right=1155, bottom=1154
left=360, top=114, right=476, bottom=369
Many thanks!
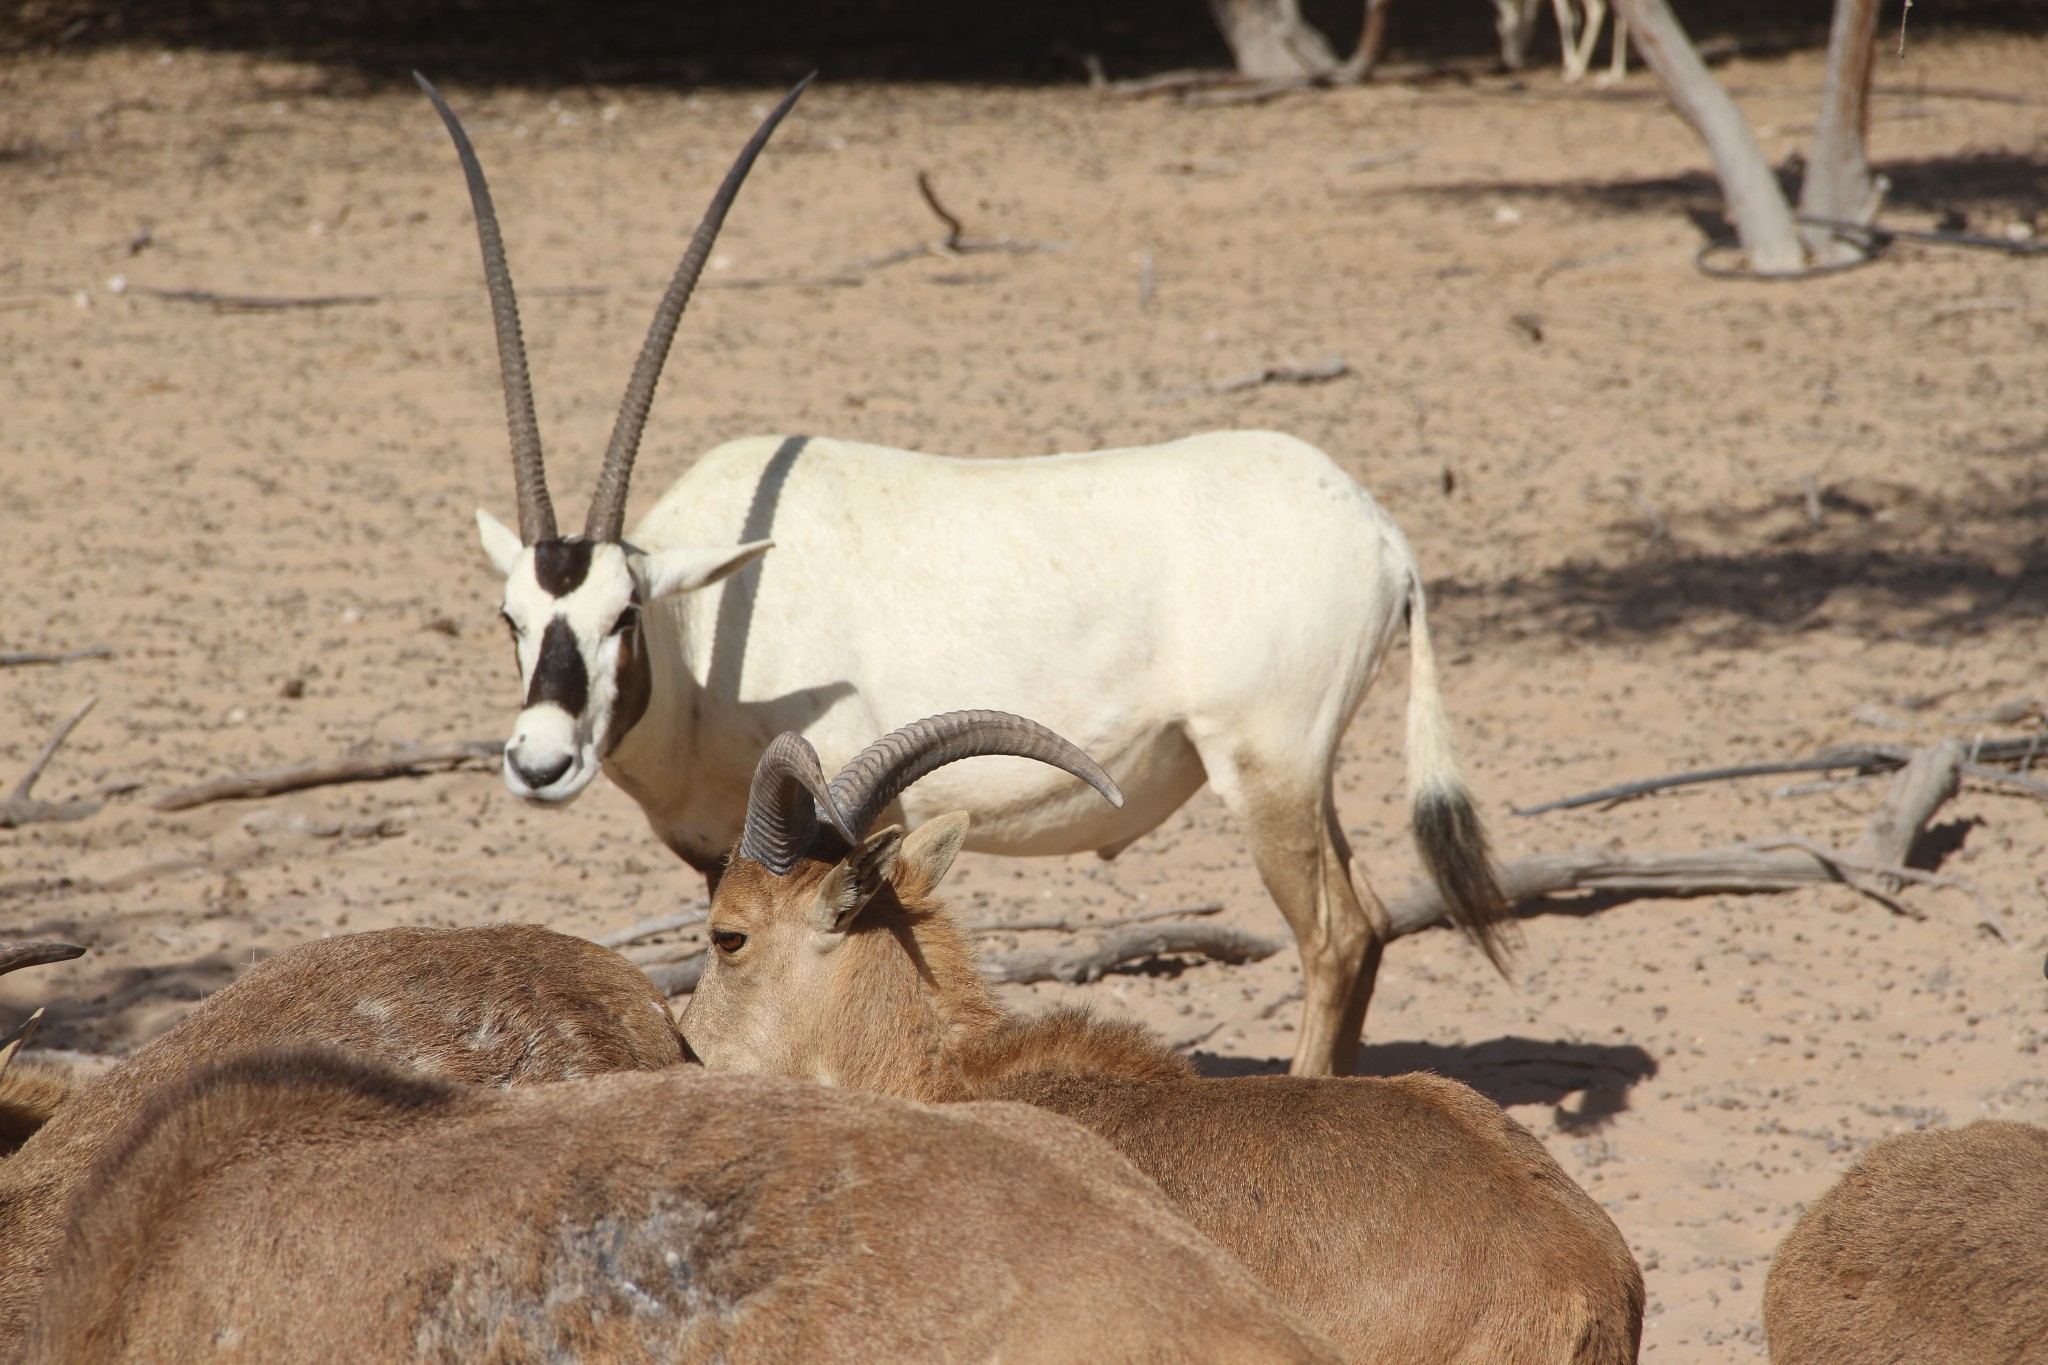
left=712, top=930, right=747, bottom=956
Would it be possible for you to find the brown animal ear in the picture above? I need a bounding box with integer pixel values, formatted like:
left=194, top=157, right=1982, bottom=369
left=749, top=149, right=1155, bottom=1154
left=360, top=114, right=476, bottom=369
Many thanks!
left=899, top=812, right=970, bottom=893
left=809, top=826, right=903, bottom=934
left=0, top=1007, right=45, bottom=1082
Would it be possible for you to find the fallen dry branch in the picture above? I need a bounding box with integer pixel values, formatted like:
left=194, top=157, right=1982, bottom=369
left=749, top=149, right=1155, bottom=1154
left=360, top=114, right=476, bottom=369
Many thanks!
left=1392, top=741, right=2010, bottom=944
left=846, top=171, right=1068, bottom=272
left=965, top=901, right=1224, bottom=936
left=982, top=922, right=1284, bottom=986
left=1154, top=355, right=1351, bottom=404
left=644, top=957, right=704, bottom=998
left=0, top=647, right=111, bottom=668
left=153, top=739, right=502, bottom=812
left=1, top=698, right=104, bottom=829
left=1517, top=734, right=2046, bottom=815
left=596, top=904, right=709, bottom=949
left=111, top=277, right=863, bottom=312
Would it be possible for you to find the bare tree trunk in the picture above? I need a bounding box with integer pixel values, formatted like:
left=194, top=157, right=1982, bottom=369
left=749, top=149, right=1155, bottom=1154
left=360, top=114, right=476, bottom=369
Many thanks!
left=1799, top=0, right=1884, bottom=263
left=1208, top=0, right=1340, bottom=78
left=1610, top=0, right=1806, bottom=274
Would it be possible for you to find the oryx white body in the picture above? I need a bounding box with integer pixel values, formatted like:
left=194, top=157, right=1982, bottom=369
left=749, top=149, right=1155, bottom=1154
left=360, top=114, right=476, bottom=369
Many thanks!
left=596, top=429, right=1418, bottom=864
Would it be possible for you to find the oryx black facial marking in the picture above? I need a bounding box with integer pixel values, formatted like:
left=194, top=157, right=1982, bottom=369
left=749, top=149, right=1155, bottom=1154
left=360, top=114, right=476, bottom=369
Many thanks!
left=526, top=618, right=590, bottom=717
left=608, top=611, right=653, bottom=754
left=533, top=539, right=596, bottom=598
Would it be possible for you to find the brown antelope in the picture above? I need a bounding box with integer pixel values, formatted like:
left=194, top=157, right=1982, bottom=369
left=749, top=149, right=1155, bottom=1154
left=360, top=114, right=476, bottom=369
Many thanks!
left=23, top=1045, right=1341, bottom=1364
left=679, top=712, right=1645, bottom=1365
left=0, top=924, right=683, bottom=1348
left=0, top=944, right=85, bottom=1158
left=1764, top=1120, right=2048, bottom=1365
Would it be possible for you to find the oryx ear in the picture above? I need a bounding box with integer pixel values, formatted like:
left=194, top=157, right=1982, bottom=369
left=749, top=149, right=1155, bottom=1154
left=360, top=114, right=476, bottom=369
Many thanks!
left=641, top=540, right=774, bottom=601
left=809, top=825, right=903, bottom=935
left=477, top=508, right=523, bottom=575
left=899, top=811, right=970, bottom=894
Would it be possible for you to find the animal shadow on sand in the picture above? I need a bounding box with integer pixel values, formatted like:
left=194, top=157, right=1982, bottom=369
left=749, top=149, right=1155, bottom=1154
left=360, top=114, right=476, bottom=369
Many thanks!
left=1194, top=1036, right=1656, bottom=1135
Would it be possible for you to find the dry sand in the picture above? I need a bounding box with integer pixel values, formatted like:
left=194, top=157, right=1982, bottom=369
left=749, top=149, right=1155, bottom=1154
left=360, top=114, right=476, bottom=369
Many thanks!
left=4, top=34, right=2047, bottom=1359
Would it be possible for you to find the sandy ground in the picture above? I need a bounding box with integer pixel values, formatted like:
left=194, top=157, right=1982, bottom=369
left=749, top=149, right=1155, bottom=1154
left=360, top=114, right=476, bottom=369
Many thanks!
left=5, top=34, right=2048, bottom=1359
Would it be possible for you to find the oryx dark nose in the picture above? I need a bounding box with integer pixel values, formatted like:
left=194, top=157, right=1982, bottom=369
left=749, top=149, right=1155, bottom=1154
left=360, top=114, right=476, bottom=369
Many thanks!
left=511, top=751, right=573, bottom=790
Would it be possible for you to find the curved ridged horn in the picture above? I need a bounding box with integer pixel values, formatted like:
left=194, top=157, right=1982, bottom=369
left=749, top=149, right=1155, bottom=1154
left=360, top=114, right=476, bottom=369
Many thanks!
left=416, top=72, right=557, bottom=545
left=0, top=942, right=85, bottom=978
left=737, top=731, right=856, bottom=876
left=827, top=710, right=1125, bottom=846
left=584, top=74, right=813, bottom=544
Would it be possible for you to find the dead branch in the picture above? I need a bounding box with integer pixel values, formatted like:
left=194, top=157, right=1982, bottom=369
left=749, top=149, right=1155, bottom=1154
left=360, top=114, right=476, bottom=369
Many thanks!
left=152, top=739, right=502, bottom=812
left=645, top=957, right=703, bottom=998
left=1346, top=143, right=1423, bottom=172
left=1155, top=355, right=1351, bottom=404
left=1955, top=695, right=2045, bottom=727
left=118, top=277, right=860, bottom=311
left=623, top=940, right=705, bottom=968
left=596, top=904, right=709, bottom=949
left=1515, top=735, right=2048, bottom=815
left=1852, top=741, right=1959, bottom=871
left=965, top=901, right=1224, bottom=936
left=1, top=698, right=104, bottom=829
left=0, top=647, right=111, bottom=668
left=1962, top=763, right=2048, bottom=801
left=1394, top=742, right=2007, bottom=944
left=847, top=173, right=1069, bottom=272
left=982, top=922, right=1284, bottom=986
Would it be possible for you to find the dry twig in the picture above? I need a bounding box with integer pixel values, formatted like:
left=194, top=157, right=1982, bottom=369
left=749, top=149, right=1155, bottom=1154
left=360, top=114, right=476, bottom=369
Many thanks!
left=153, top=739, right=502, bottom=812
left=1394, top=742, right=2008, bottom=944
left=0, top=647, right=111, bottom=669
left=1154, top=355, right=1351, bottom=404
left=1, top=698, right=104, bottom=829
left=1516, top=735, right=2048, bottom=815
left=982, top=922, right=1283, bottom=986
left=596, top=904, right=709, bottom=949
left=846, top=172, right=1068, bottom=272
left=965, top=901, right=1224, bottom=936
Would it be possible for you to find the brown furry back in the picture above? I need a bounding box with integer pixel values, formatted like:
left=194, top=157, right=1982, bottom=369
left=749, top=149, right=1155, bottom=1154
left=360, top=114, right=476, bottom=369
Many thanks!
left=0, top=923, right=682, bottom=1349
left=981, top=1061, right=1642, bottom=1365
left=24, top=1047, right=1340, bottom=1365
left=1765, top=1120, right=2048, bottom=1365
left=0, top=1065, right=71, bottom=1159
left=953, top=1006, right=1197, bottom=1092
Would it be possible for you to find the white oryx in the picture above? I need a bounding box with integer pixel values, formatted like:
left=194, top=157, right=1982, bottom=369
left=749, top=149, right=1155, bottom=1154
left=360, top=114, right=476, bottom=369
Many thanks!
left=423, top=76, right=1512, bottom=1075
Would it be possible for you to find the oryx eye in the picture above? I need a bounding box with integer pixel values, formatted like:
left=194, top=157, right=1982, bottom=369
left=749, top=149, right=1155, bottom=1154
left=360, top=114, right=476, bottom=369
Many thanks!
left=712, top=930, right=747, bottom=956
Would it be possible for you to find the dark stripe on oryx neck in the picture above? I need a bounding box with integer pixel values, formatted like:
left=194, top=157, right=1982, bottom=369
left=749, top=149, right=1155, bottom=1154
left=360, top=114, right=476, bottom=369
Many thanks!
left=533, top=538, right=597, bottom=597
left=527, top=617, right=590, bottom=717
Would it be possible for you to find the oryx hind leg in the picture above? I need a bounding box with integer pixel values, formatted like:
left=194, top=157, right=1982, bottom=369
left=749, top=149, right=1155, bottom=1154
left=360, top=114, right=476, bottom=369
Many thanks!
left=1190, top=732, right=1382, bottom=1077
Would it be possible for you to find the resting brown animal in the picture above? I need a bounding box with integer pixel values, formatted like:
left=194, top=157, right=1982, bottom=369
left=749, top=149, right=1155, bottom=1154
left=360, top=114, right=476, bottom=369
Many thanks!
left=23, top=1046, right=1340, bottom=1364
left=1764, top=1119, right=2048, bottom=1365
left=679, top=713, right=1644, bottom=1365
left=0, top=924, right=683, bottom=1348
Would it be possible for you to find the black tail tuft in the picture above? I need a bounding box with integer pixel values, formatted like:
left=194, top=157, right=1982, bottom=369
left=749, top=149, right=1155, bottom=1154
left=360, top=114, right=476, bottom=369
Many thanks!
left=1412, top=786, right=1517, bottom=978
